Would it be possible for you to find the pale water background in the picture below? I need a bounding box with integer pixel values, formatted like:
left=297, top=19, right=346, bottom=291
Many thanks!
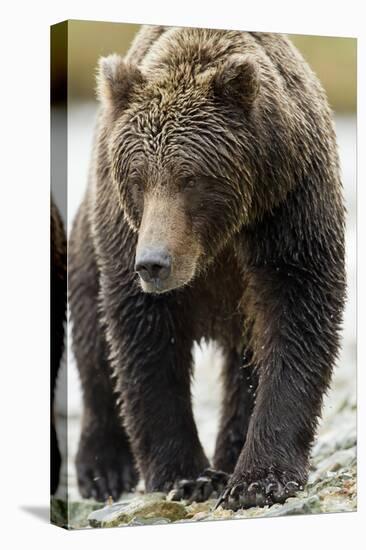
left=54, top=104, right=356, bottom=506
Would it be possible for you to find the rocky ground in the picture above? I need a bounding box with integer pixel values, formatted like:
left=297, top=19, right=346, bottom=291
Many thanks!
left=52, top=111, right=356, bottom=529
left=52, top=363, right=356, bottom=529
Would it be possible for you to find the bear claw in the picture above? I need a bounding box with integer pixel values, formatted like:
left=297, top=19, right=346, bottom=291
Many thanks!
left=77, top=458, right=137, bottom=502
left=215, top=473, right=301, bottom=511
left=168, top=468, right=229, bottom=503
left=76, top=434, right=138, bottom=503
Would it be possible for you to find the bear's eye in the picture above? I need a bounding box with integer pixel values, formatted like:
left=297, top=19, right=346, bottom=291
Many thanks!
left=183, top=178, right=196, bottom=190
left=127, top=174, right=143, bottom=206
left=128, top=174, right=143, bottom=191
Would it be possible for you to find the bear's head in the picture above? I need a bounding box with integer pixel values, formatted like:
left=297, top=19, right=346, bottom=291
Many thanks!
left=97, top=52, right=260, bottom=293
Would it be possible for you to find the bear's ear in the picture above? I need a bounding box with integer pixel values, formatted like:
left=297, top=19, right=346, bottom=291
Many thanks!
left=213, top=54, right=260, bottom=109
left=96, top=54, right=145, bottom=112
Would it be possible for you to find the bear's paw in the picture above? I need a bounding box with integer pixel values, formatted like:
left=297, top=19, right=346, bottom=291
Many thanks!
left=168, top=468, right=229, bottom=503
left=215, top=471, right=302, bottom=511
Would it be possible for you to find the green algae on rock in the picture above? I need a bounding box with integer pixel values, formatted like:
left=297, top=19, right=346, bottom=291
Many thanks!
left=88, top=493, right=187, bottom=528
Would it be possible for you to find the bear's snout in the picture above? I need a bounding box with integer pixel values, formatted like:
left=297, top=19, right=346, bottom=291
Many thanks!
left=135, top=246, right=172, bottom=289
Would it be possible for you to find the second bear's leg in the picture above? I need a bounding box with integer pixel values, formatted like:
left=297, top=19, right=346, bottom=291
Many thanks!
left=214, top=349, right=257, bottom=474
left=101, top=284, right=210, bottom=493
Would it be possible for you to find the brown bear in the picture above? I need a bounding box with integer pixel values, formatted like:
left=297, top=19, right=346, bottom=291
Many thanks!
left=51, top=197, right=67, bottom=495
left=69, top=25, right=346, bottom=510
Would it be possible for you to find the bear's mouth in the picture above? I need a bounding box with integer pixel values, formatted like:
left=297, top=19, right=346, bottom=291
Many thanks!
left=138, top=277, right=174, bottom=294
left=137, top=272, right=191, bottom=294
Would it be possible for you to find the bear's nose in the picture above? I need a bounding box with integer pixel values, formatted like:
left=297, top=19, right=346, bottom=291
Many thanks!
left=135, top=247, right=172, bottom=283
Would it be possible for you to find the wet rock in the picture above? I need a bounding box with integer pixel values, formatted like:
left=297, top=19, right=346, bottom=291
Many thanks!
left=311, top=448, right=356, bottom=483
left=185, top=500, right=215, bottom=518
left=68, top=500, right=105, bottom=529
left=264, top=495, right=322, bottom=517
left=88, top=493, right=187, bottom=528
left=188, top=501, right=235, bottom=522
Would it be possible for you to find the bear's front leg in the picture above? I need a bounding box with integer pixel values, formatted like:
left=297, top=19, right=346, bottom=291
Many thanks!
left=69, top=209, right=139, bottom=502
left=102, top=282, right=210, bottom=493
left=218, top=263, right=345, bottom=510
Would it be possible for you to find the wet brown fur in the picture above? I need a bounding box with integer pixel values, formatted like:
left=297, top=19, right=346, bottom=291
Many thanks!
left=69, top=26, right=346, bottom=507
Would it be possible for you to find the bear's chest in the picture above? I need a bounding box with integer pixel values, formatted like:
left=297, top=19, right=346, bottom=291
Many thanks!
left=191, top=250, right=246, bottom=349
